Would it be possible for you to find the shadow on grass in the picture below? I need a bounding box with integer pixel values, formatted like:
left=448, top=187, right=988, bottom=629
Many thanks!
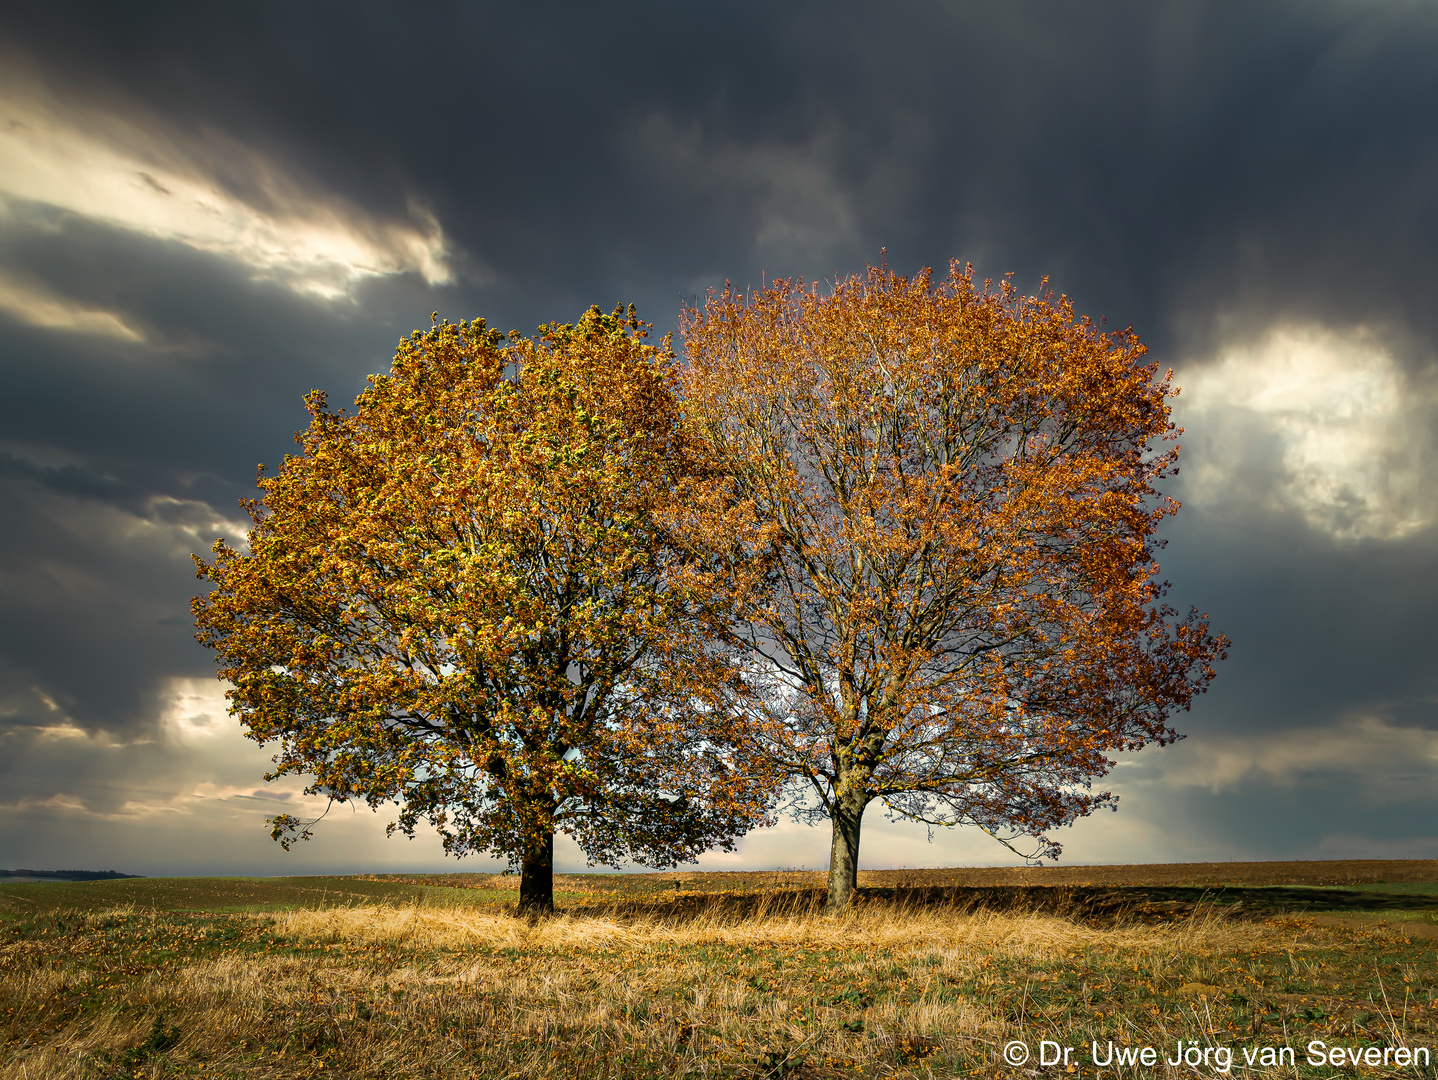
left=554, top=882, right=1438, bottom=927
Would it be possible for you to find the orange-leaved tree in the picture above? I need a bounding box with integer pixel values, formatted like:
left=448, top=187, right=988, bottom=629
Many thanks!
left=193, top=306, right=770, bottom=912
left=679, top=262, right=1227, bottom=913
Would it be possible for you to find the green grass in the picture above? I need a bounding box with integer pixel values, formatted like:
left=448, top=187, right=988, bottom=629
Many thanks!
left=0, top=876, right=589, bottom=918
left=1326, top=881, right=1438, bottom=896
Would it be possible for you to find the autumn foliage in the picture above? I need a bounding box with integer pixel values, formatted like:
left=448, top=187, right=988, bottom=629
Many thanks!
left=194, top=264, right=1226, bottom=917
left=193, top=308, right=768, bottom=911
left=678, top=263, right=1227, bottom=912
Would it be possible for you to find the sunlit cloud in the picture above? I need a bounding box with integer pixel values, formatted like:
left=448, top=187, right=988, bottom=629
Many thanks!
left=0, top=485, right=252, bottom=595
left=134, top=494, right=254, bottom=559
left=0, top=78, right=452, bottom=302
left=0, top=270, right=144, bottom=342
left=0, top=712, right=323, bottom=824
left=1, top=793, right=88, bottom=814
left=0, top=472, right=254, bottom=747
left=1176, top=325, right=1436, bottom=541
left=160, top=677, right=232, bottom=744
left=0, top=713, right=477, bottom=875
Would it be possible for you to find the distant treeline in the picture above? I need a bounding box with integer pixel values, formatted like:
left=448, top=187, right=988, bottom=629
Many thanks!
left=0, top=869, right=141, bottom=880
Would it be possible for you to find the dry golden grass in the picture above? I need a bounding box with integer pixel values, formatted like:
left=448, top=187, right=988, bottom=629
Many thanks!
left=3, top=890, right=1435, bottom=1079
left=265, top=893, right=1262, bottom=954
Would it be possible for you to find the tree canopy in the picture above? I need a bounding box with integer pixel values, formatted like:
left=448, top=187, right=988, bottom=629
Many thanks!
left=193, top=307, right=769, bottom=911
left=679, top=263, right=1227, bottom=912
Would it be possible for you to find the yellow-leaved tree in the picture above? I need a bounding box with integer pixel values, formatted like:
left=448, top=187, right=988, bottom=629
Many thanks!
left=194, top=307, right=770, bottom=911
left=679, top=263, right=1227, bottom=913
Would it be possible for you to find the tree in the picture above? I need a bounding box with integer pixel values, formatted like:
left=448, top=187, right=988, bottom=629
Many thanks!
left=678, top=262, right=1227, bottom=913
left=193, top=306, right=769, bottom=912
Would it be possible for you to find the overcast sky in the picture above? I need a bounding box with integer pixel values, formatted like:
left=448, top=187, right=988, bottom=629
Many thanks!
left=2, top=0, right=1436, bottom=877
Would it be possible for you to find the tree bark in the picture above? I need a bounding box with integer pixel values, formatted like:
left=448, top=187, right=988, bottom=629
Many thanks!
left=517, top=829, right=555, bottom=914
left=824, top=780, right=868, bottom=915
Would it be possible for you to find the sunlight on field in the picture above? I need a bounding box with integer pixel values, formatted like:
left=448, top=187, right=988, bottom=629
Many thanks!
left=2, top=877, right=1436, bottom=1079
left=266, top=895, right=1260, bottom=955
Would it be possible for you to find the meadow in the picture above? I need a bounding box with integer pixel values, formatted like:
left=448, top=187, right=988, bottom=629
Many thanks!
left=2, top=862, right=1435, bottom=1079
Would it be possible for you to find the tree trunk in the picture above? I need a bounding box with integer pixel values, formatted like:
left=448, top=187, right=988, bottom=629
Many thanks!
left=517, top=829, right=555, bottom=914
left=824, top=780, right=868, bottom=915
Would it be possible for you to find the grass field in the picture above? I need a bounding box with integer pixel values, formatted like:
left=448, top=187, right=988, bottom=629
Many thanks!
left=2, top=863, right=1436, bottom=1079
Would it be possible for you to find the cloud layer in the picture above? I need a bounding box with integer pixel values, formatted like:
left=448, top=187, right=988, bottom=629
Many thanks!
left=1, top=0, right=1437, bottom=874
left=1177, top=324, right=1438, bottom=540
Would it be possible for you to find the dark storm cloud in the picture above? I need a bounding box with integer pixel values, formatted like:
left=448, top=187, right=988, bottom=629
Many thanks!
left=1154, top=507, right=1438, bottom=731
left=0, top=219, right=453, bottom=738
left=2, top=0, right=1437, bottom=870
left=6, top=1, right=1438, bottom=340
left=0, top=209, right=441, bottom=479
left=0, top=449, right=136, bottom=504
